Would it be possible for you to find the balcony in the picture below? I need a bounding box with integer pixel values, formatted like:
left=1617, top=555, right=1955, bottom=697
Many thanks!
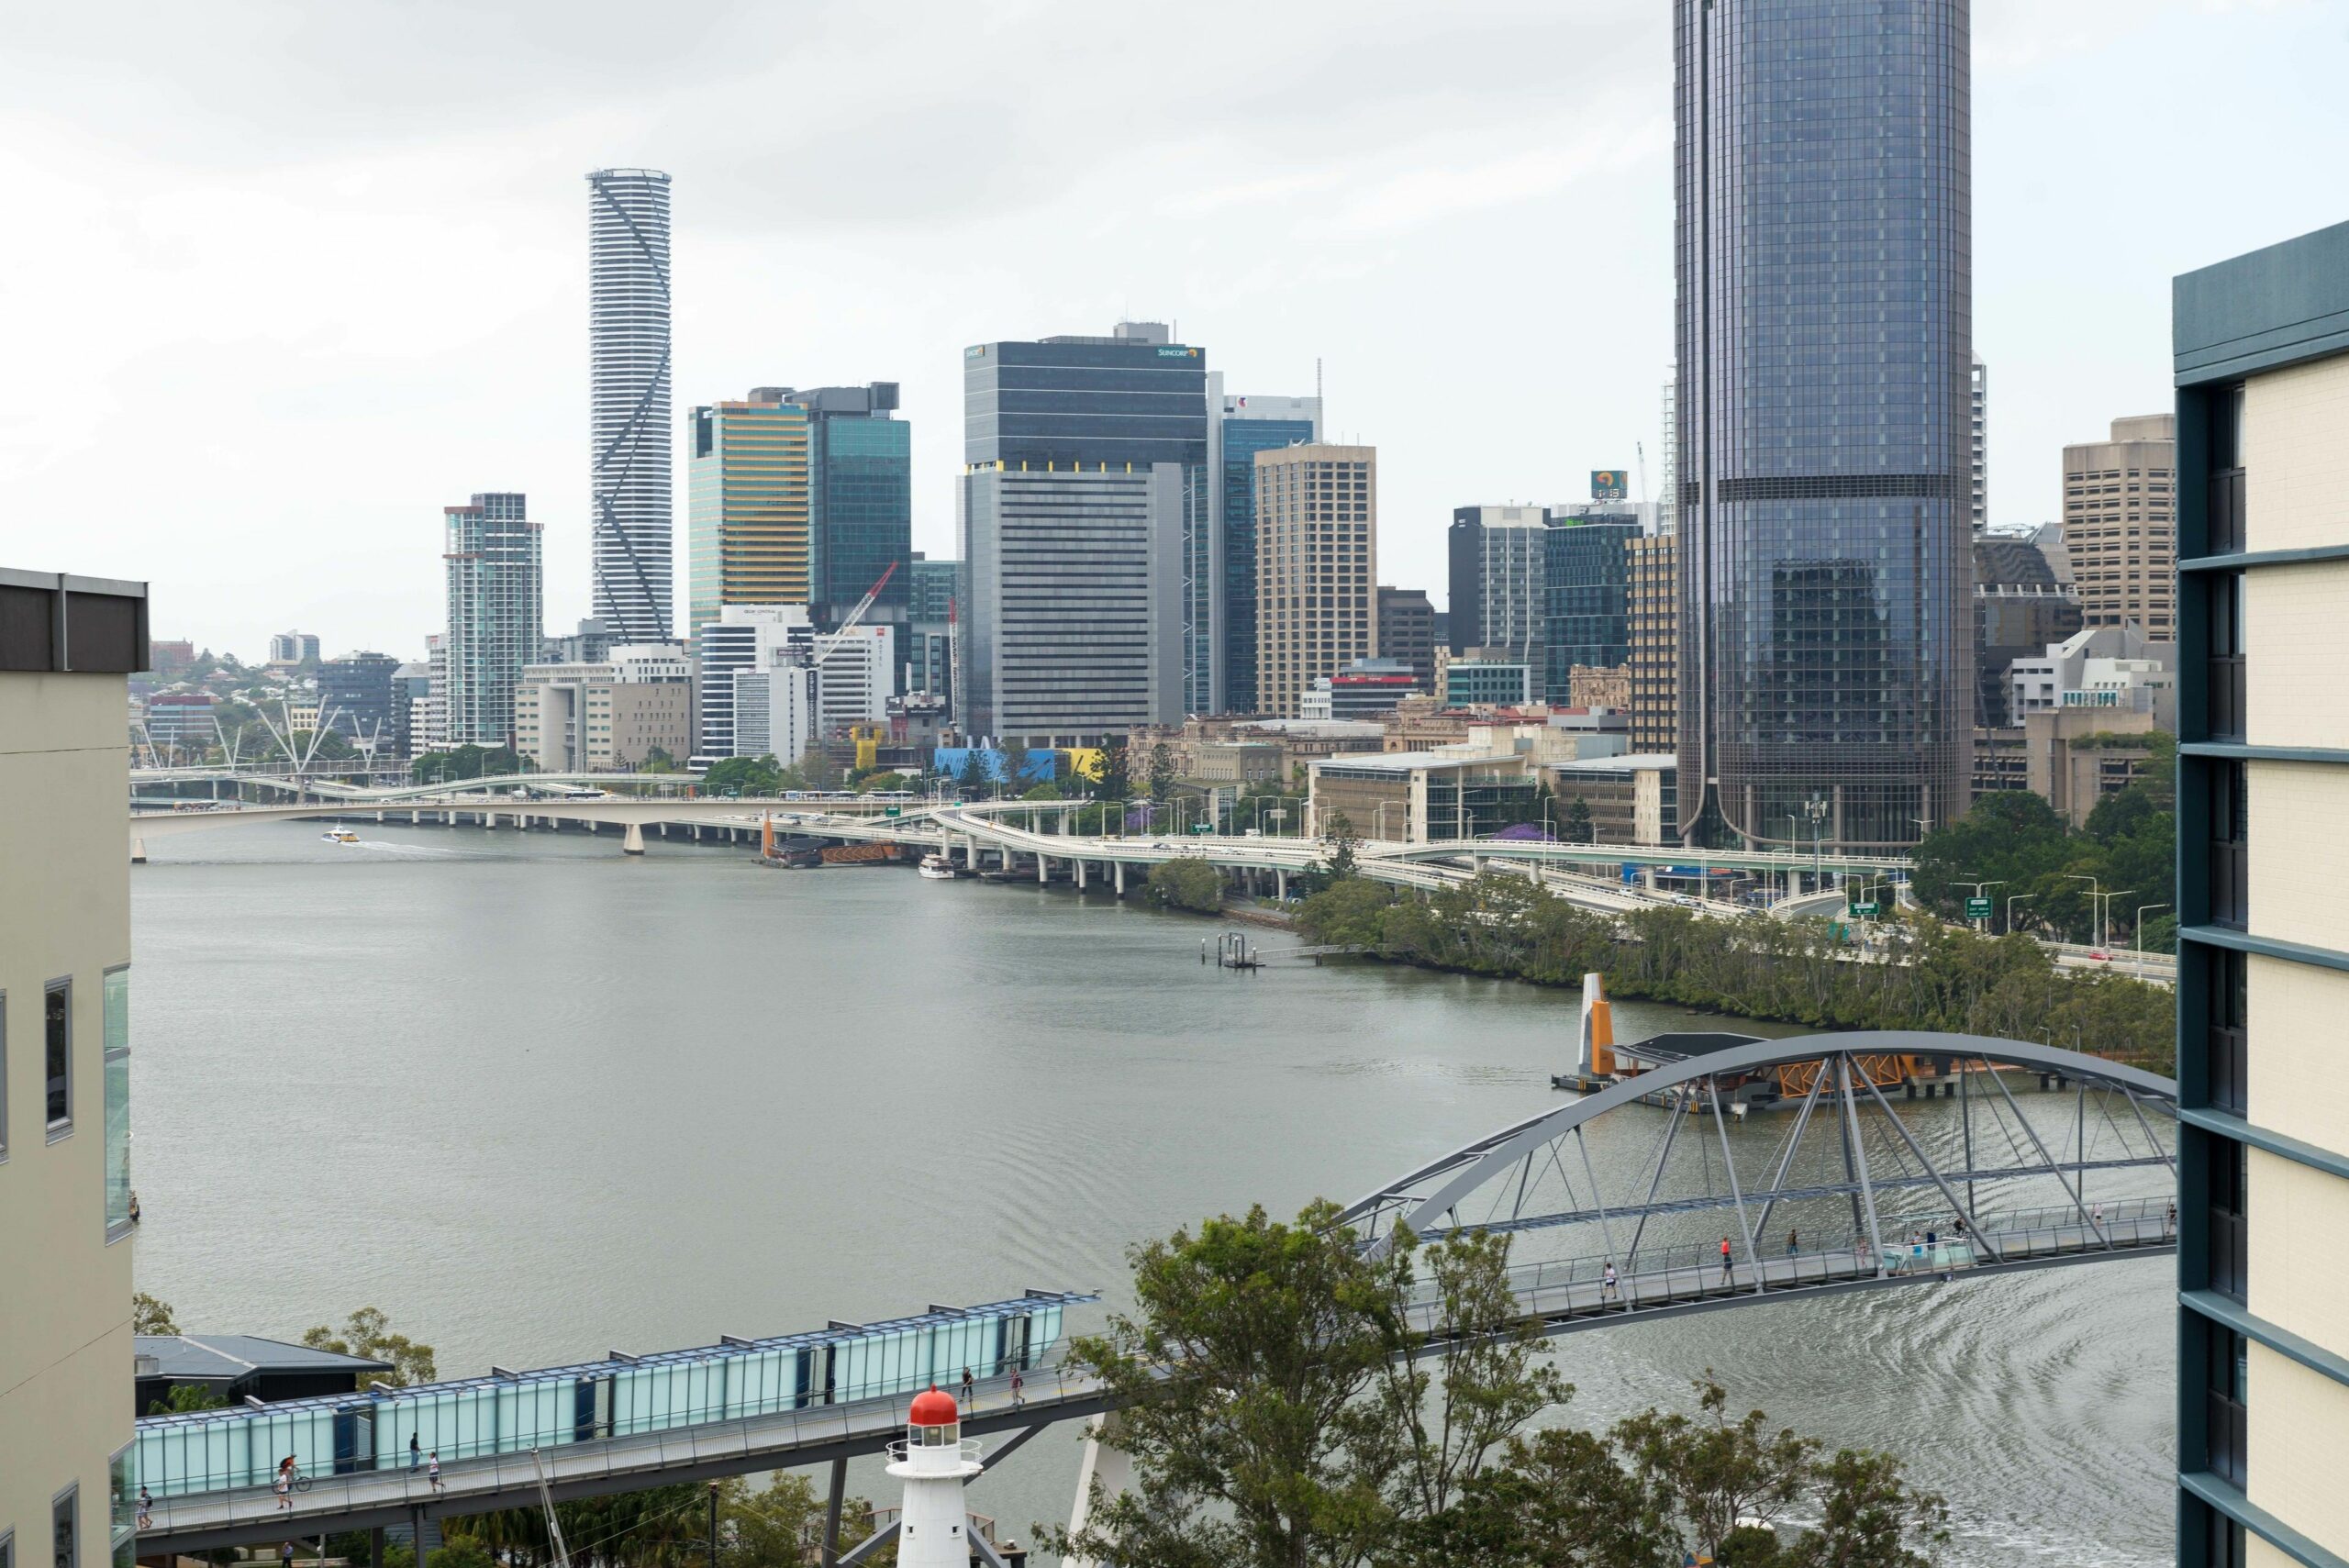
left=2207, top=467, right=2247, bottom=557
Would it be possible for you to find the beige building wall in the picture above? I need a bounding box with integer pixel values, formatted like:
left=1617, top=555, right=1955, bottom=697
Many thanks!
left=2243, top=761, right=2349, bottom=954
left=2243, top=957, right=2349, bottom=1151
left=2246, top=1341, right=2349, bottom=1550
left=2243, top=356, right=2349, bottom=555
left=2243, top=559, right=2349, bottom=750
left=1254, top=445, right=1378, bottom=719
left=2062, top=413, right=2176, bottom=637
left=610, top=684, right=693, bottom=768
left=1, top=668, right=136, bottom=1568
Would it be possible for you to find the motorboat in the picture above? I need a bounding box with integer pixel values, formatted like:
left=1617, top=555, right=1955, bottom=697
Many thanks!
left=917, top=853, right=957, bottom=881
left=321, top=828, right=362, bottom=845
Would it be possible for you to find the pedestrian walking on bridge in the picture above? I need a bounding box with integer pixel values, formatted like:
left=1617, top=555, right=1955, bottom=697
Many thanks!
left=1720, top=1236, right=1734, bottom=1284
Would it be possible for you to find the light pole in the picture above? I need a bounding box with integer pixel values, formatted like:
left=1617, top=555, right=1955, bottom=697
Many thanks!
left=2006, top=893, right=2032, bottom=937
left=2063, top=873, right=2101, bottom=948
left=1959, top=879, right=2007, bottom=933
left=2133, top=903, right=2171, bottom=964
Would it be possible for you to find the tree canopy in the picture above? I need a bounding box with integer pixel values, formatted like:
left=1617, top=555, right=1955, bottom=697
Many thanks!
left=303, top=1306, right=437, bottom=1385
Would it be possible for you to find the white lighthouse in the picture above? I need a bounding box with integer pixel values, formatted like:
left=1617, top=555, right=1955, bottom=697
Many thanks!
left=887, top=1386, right=985, bottom=1568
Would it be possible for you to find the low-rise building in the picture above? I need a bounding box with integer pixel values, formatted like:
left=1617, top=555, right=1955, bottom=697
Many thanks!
left=1444, top=657, right=1532, bottom=709
left=1566, top=664, right=1631, bottom=709
left=141, top=690, right=217, bottom=751
left=516, top=644, right=695, bottom=771
left=1306, top=748, right=1538, bottom=843
left=2009, top=623, right=2176, bottom=730
left=1544, top=753, right=1678, bottom=846
left=1971, top=707, right=2158, bottom=827
left=1299, top=658, right=1422, bottom=721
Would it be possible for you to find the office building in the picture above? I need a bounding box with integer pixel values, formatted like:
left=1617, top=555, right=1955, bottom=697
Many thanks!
left=2, top=569, right=144, bottom=1568
left=1444, top=658, right=1532, bottom=710
left=418, top=634, right=447, bottom=756
left=514, top=645, right=693, bottom=773
left=1976, top=536, right=2084, bottom=728
left=1626, top=533, right=1678, bottom=754
left=1211, top=384, right=1321, bottom=714
left=2174, top=217, right=2349, bottom=1566
left=1306, top=748, right=1539, bottom=844
left=2065, top=414, right=2178, bottom=638
left=1255, top=443, right=1378, bottom=719
left=785, top=383, right=911, bottom=640
left=687, top=392, right=810, bottom=646
left=1375, top=586, right=1437, bottom=694
left=1657, top=378, right=1678, bottom=538
left=1300, top=658, right=1420, bottom=722
left=810, top=624, right=893, bottom=732
left=696, top=605, right=807, bottom=762
left=1447, top=506, right=1551, bottom=694
left=2008, top=623, right=2176, bottom=730
left=1544, top=516, right=1640, bottom=695
left=587, top=167, right=674, bottom=643
left=907, top=553, right=959, bottom=709
left=1972, top=356, right=1990, bottom=533
left=542, top=617, right=615, bottom=666
left=441, top=492, right=542, bottom=746
left=317, top=651, right=400, bottom=748
left=1974, top=706, right=2160, bottom=828
left=390, top=662, right=430, bottom=759
left=736, top=662, right=820, bottom=769
left=960, top=324, right=1194, bottom=744
left=141, top=692, right=217, bottom=752
left=266, top=631, right=319, bottom=666
left=1546, top=752, right=1679, bottom=845
left=1674, top=0, right=1972, bottom=850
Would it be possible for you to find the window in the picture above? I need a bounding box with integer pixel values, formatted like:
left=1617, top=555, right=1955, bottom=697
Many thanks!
left=2210, top=1137, right=2247, bottom=1301
left=103, top=968, right=130, bottom=1240
left=2206, top=1320, right=2248, bottom=1486
left=2206, top=1512, right=2246, bottom=1567
left=2209, top=949, right=2247, bottom=1115
left=2207, top=573, right=2245, bottom=740
left=44, top=980, right=70, bottom=1135
left=2210, top=762, right=2248, bottom=930
left=53, top=1485, right=76, bottom=1568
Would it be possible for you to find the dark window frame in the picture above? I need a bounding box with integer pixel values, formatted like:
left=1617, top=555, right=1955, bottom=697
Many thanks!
left=43, top=977, right=71, bottom=1139
left=53, top=1482, right=77, bottom=1568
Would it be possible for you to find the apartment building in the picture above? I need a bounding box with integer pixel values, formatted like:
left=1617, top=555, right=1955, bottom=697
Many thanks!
left=2065, top=414, right=2178, bottom=638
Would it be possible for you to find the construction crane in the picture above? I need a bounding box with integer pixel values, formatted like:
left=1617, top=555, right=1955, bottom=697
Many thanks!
left=1636, top=441, right=1649, bottom=510
left=808, top=562, right=898, bottom=669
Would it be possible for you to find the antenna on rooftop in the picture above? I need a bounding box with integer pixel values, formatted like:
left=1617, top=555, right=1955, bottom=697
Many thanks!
left=1316, top=357, right=1325, bottom=439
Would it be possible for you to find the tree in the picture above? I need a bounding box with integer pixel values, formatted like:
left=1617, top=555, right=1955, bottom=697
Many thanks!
left=858, top=771, right=913, bottom=795
left=147, top=1383, right=229, bottom=1416
left=1296, top=879, right=1397, bottom=944
left=797, top=743, right=846, bottom=793
left=1612, top=1378, right=1818, bottom=1563
left=1781, top=1449, right=1949, bottom=1568
left=1144, top=859, right=1222, bottom=915
left=1562, top=796, right=1595, bottom=844
left=134, top=1290, right=179, bottom=1334
left=1146, top=741, right=1177, bottom=805
left=702, top=755, right=785, bottom=798
left=302, top=1307, right=437, bottom=1386
left=1089, top=737, right=1132, bottom=802
left=1319, top=808, right=1364, bottom=883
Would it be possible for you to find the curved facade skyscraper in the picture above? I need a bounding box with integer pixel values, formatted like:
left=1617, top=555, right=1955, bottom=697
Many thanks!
left=586, top=167, right=674, bottom=643
left=1674, top=0, right=1972, bottom=851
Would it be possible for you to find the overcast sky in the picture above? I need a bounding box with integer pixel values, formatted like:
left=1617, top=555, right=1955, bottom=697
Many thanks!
left=0, top=0, right=2338, bottom=659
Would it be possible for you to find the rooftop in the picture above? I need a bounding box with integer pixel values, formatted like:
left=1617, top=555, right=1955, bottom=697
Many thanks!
left=136, top=1336, right=394, bottom=1385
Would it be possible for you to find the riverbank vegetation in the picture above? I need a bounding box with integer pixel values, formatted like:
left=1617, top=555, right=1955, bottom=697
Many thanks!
left=1057, top=1201, right=1948, bottom=1567
left=1297, top=873, right=2174, bottom=1072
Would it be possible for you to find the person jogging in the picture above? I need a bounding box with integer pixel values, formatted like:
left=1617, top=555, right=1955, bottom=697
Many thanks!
left=428, top=1451, right=443, bottom=1492
left=274, top=1457, right=295, bottom=1511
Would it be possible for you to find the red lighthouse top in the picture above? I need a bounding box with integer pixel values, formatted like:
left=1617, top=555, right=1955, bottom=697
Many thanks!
left=909, top=1386, right=960, bottom=1426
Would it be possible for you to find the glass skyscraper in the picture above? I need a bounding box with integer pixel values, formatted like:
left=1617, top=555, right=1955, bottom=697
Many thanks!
left=1544, top=517, right=1641, bottom=694
left=1674, top=0, right=1973, bottom=850
left=441, top=492, right=541, bottom=746
left=1213, top=390, right=1319, bottom=716
left=785, top=383, right=910, bottom=631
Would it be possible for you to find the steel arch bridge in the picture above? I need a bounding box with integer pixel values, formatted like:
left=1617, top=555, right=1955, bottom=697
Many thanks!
left=1349, top=1033, right=2177, bottom=1333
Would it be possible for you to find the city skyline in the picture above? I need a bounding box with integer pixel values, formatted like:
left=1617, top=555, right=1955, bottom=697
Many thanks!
left=3, top=1, right=2332, bottom=657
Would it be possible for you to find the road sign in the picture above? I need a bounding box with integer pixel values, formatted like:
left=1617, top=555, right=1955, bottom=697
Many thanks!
left=884, top=806, right=902, bottom=817
left=1191, top=823, right=1212, bottom=834
left=1852, top=902, right=1880, bottom=917
left=1965, top=896, right=1992, bottom=918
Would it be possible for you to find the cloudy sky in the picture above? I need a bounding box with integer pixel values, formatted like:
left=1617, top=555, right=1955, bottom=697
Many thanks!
left=0, top=0, right=2338, bottom=659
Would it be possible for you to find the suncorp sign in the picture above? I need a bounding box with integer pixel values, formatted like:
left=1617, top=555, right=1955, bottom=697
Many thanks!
left=1155, top=346, right=1198, bottom=359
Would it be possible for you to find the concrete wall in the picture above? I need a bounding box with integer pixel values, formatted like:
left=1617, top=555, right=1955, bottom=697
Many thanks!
left=2245, top=956, right=2349, bottom=1151
left=2244, top=559, right=2349, bottom=750
left=2243, top=761, right=2349, bottom=953
left=2247, top=1340, right=2349, bottom=1551
left=2246, top=1148, right=2349, bottom=1362
left=0, top=672, right=134, bottom=1563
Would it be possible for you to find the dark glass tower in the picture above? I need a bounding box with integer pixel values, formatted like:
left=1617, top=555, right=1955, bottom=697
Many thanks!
left=1674, top=0, right=1973, bottom=851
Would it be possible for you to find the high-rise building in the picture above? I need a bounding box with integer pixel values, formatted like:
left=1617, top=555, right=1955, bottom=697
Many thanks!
left=907, top=553, right=959, bottom=709
left=784, top=383, right=911, bottom=637
left=2064, top=414, right=2177, bottom=639
left=1626, top=534, right=1678, bottom=754
left=1674, top=0, right=1972, bottom=850
left=696, top=605, right=807, bottom=763
left=1375, top=586, right=1437, bottom=693
left=2173, top=217, right=2349, bottom=1567
left=441, top=493, right=542, bottom=746
left=1971, top=355, right=1990, bottom=533
left=1657, top=378, right=1678, bottom=538
left=1543, top=515, right=1641, bottom=695
left=317, top=651, right=400, bottom=748
left=390, top=661, right=431, bottom=759
left=1973, top=538, right=2081, bottom=729
left=587, top=167, right=674, bottom=644
left=959, top=325, right=1195, bottom=743
left=2, top=568, right=145, bottom=1568
left=1447, top=506, right=1551, bottom=695
left=1255, top=444, right=1378, bottom=720
left=1211, top=383, right=1321, bottom=714
left=687, top=392, right=809, bottom=646
left=267, top=631, right=319, bottom=666
left=420, top=634, right=447, bottom=755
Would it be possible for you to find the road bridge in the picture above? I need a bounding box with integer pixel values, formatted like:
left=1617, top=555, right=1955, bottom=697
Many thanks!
left=131, top=1033, right=2174, bottom=1560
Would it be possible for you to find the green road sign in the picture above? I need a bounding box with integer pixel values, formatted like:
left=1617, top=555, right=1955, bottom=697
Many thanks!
left=1191, top=823, right=1212, bottom=834
left=1965, top=897, right=1992, bottom=918
left=883, top=806, right=902, bottom=817
left=1852, top=902, right=1881, bottom=917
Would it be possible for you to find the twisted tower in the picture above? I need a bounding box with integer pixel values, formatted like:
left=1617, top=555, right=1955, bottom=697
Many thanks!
left=586, top=168, right=674, bottom=642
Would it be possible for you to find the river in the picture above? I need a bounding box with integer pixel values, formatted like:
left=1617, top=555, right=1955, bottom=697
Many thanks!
left=128, top=821, right=2173, bottom=1564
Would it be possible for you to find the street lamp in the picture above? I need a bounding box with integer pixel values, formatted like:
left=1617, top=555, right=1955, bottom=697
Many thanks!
left=2063, top=873, right=2102, bottom=949
left=1959, top=879, right=2007, bottom=932
left=2133, top=903, right=2171, bottom=964
left=2006, top=893, right=2033, bottom=937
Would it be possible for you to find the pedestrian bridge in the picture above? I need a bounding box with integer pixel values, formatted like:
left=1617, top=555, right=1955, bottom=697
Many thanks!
left=130, top=1032, right=2175, bottom=1558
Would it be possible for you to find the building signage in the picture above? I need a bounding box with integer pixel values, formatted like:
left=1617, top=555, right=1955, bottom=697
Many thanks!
left=1591, top=470, right=1629, bottom=501
left=964, top=345, right=987, bottom=359
left=1155, top=346, right=1199, bottom=359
